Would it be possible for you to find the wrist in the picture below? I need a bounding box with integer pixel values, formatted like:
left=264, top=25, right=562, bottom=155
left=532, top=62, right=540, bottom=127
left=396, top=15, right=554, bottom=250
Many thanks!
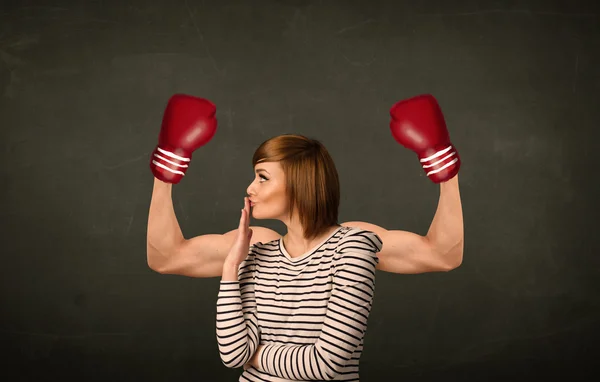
left=221, top=260, right=240, bottom=281
left=150, top=145, right=190, bottom=183
left=223, top=258, right=241, bottom=269
left=440, top=173, right=459, bottom=186
left=420, top=144, right=460, bottom=183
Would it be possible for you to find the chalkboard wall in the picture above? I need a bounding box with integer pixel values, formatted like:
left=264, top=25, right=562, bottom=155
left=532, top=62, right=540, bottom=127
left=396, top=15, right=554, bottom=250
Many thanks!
left=2, top=1, right=598, bottom=380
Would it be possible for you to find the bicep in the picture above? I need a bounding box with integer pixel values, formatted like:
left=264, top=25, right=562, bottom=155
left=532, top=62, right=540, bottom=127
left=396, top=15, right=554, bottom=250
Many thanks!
left=341, top=221, right=450, bottom=274
left=158, top=226, right=280, bottom=278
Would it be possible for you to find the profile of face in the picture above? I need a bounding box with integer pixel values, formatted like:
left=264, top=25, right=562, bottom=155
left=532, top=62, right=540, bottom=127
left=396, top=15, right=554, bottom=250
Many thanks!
left=246, top=161, right=289, bottom=221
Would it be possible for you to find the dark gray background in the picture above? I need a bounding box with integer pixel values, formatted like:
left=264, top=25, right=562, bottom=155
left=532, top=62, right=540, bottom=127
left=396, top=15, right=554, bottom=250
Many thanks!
left=1, top=0, right=599, bottom=381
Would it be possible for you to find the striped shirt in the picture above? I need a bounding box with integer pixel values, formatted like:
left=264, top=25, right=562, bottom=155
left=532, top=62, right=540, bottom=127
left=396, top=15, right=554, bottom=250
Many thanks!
left=216, top=226, right=382, bottom=381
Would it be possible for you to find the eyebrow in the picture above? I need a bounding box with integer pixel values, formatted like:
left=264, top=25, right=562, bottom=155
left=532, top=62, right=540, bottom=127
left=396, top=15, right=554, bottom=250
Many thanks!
left=255, top=168, right=270, bottom=174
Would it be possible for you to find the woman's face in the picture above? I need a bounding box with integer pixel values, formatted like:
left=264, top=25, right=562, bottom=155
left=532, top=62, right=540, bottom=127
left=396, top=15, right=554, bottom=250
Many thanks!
left=246, top=161, right=289, bottom=220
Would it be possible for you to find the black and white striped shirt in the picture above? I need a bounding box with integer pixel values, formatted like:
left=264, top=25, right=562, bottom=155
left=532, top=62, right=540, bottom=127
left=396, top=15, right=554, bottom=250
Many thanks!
left=216, top=226, right=382, bottom=381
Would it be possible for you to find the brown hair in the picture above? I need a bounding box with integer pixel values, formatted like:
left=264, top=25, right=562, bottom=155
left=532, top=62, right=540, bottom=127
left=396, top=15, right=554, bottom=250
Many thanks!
left=252, top=134, right=340, bottom=240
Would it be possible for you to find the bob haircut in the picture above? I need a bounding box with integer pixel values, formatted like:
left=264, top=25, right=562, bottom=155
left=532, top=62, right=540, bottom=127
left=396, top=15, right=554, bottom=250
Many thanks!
left=252, top=134, right=340, bottom=241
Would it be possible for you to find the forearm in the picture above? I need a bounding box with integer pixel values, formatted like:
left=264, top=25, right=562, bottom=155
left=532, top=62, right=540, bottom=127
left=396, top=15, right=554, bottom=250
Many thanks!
left=216, top=280, right=260, bottom=368
left=146, top=178, right=185, bottom=268
left=425, top=175, right=464, bottom=265
left=222, top=261, right=241, bottom=282
left=254, top=342, right=331, bottom=380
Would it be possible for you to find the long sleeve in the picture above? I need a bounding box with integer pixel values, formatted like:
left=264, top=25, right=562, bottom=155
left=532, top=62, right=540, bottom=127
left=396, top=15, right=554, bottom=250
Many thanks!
left=256, top=230, right=382, bottom=381
left=216, top=254, right=260, bottom=368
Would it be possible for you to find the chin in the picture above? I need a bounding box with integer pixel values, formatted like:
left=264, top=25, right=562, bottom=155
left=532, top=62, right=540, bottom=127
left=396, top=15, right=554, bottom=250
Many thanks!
left=251, top=209, right=263, bottom=220
left=251, top=206, right=279, bottom=220
left=251, top=212, right=268, bottom=220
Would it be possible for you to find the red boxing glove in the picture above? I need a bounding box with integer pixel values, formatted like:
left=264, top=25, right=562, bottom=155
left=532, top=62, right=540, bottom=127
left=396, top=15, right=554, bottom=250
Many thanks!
left=150, top=94, right=217, bottom=184
left=390, top=94, right=460, bottom=183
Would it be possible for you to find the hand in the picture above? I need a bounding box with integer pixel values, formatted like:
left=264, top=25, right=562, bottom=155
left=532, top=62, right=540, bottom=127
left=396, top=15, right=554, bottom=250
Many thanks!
left=149, top=94, right=217, bottom=184
left=389, top=94, right=460, bottom=183
left=244, top=344, right=263, bottom=371
left=222, top=197, right=253, bottom=278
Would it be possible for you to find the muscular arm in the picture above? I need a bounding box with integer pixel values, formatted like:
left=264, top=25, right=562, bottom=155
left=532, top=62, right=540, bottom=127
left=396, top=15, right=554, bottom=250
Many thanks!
left=343, top=175, right=464, bottom=274
left=146, top=179, right=182, bottom=269
left=146, top=178, right=280, bottom=278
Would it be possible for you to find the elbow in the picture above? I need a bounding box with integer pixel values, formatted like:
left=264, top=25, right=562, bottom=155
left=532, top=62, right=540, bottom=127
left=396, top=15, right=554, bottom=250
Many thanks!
left=320, top=356, right=348, bottom=381
left=322, top=367, right=342, bottom=381
left=442, top=257, right=462, bottom=272
left=219, top=354, right=249, bottom=369
left=147, top=259, right=167, bottom=274
left=313, top=366, right=338, bottom=382
left=441, top=242, right=464, bottom=272
left=217, top=340, right=254, bottom=369
left=220, top=358, right=241, bottom=369
left=146, top=244, right=170, bottom=274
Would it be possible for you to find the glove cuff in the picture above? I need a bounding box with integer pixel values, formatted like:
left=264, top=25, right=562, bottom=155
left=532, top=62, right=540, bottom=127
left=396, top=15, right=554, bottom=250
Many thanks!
left=419, top=144, right=460, bottom=183
left=149, top=145, right=191, bottom=184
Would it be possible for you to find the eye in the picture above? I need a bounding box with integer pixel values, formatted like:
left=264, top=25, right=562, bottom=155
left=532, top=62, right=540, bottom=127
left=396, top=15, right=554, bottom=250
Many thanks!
left=259, top=174, right=268, bottom=182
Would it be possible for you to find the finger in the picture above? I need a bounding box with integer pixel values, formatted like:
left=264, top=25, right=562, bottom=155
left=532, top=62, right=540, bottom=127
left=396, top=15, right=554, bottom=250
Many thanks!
left=238, top=205, right=246, bottom=231
left=238, top=197, right=251, bottom=233
left=243, top=197, right=250, bottom=226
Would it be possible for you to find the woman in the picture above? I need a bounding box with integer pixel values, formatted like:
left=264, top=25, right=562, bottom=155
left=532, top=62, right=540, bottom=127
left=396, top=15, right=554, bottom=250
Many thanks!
left=146, top=93, right=464, bottom=379
left=216, top=135, right=382, bottom=381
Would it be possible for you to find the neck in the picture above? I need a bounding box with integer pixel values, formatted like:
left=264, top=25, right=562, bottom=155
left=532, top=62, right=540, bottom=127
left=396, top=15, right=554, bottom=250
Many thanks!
left=283, top=218, right=341, bottom=255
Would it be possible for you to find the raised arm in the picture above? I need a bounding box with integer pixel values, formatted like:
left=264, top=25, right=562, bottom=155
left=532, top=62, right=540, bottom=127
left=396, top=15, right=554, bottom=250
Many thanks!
left=146, top=178, right=280, bottom=277
left=145, top=94, right=224, bottom=277
left=345, top=93, right=464, bottom=274
left=146, top=178, right=228, bottom=277
left=343, top=174, right=463, bottom=274
left=249, top=231, right=381, bottom=381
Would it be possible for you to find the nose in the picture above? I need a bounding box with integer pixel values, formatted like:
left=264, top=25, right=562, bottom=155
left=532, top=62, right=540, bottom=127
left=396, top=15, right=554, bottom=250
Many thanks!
left=246, top=181, right=255, bottom=198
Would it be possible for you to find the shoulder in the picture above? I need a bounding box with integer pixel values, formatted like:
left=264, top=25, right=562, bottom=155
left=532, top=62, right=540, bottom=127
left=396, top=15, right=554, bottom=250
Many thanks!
left=249, top=226, right=281, bottom=246
left=329, top=227, right=380, bottom=280
left=330, top=227, right=382, bottom=270
left=247, top=232, right=282, bottom=265
left=336, top=226, right=383, bottom=254
left=248, top=226, right=282, bottom=255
